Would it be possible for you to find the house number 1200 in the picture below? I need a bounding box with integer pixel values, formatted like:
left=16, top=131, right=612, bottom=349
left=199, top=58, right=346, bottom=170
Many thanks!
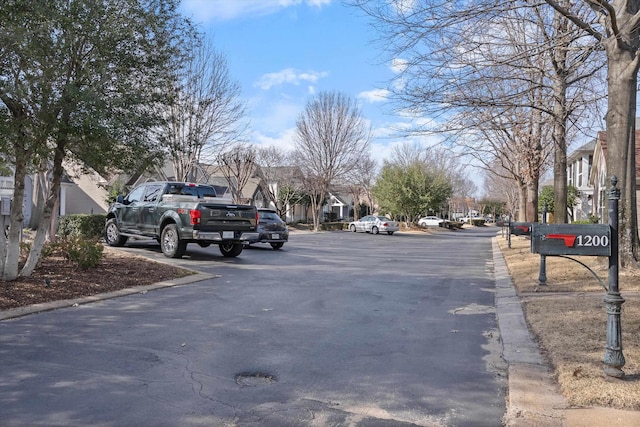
left=576, top=235, right=609, bottom=247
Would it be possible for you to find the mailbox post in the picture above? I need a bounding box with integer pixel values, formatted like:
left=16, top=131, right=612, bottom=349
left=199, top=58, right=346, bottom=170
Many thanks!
left=538, top=203, right=547, bottom=286
left=603, top=176, right=625, bottom=378
left=530, top=176, right=625, bottom=377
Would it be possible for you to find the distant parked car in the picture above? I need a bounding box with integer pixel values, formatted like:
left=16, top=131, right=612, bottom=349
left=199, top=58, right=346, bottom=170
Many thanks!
left=418, top=216, right=445, bottom=227
left=461, top=216, right=485, bottom=225
left=247, top=208, right=289, bottom=249
left=348, top=215, right=399, bottom=235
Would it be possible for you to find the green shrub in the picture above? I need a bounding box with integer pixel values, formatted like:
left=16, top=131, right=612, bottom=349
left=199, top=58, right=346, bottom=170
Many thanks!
left=321, top=222, right=347, bottom=231
left=57, top=214, right=106, bottom=239
left=572, top=215, right=601, bottom=225
left=58, top=236, right=104, bottom=269
left=19, top=241, right=31, bottom=259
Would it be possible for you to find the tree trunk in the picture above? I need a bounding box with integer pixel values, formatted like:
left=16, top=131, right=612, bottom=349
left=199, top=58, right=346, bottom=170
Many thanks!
left=517, top=183, right=527, bottom=221
left=310, top=197, right=321, bottom=232
left=2, top=155, right=27, bottom=281
left=21, top=141, right=66, bottom=277
left=604, top=43, right=640, bottom=266
left=28, top=168, right=48, bottom=229
left=526, top=181, right=539, bottom=222
left=550, top=8, right=570, bottom=224
left=552, top=77, right=568, bottom=223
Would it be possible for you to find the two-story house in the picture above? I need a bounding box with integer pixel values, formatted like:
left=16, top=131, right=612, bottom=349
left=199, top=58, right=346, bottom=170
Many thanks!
left=590, top=129, right=640, bottom=224
left=566, top=140, right=595, bottom=222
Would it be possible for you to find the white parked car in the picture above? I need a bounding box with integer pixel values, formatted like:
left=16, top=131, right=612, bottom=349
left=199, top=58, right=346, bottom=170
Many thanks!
left=348, top=215, right=399, bottom=235
left=418, top=216, right=445, bottom=227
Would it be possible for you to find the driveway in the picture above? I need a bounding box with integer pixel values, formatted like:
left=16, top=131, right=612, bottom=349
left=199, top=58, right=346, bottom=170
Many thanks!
left=0, top=227, right=505, bottom=426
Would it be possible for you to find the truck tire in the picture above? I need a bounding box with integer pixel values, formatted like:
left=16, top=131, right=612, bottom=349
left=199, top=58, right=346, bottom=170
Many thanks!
left=161, top=223, right=186, bottom=258
left=219, top=242, right=243, bottom=257
left=270, top=242, right=284, bottom=250
left=104, top=218, right=128, bottom=247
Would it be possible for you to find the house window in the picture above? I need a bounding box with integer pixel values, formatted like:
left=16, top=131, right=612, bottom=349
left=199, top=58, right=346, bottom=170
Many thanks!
left=577, top=159, right=583, bottom=187
left=0, top=179, right=12, bottom=190
left=599, top=188, right=607, bottom=222
left=598, top=170, right=607, bottom=222
left=567, top=164, right=574, bottom=186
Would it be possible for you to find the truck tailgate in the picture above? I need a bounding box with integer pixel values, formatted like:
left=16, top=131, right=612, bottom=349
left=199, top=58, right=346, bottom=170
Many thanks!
left=199, top=205, right=256, bottom=230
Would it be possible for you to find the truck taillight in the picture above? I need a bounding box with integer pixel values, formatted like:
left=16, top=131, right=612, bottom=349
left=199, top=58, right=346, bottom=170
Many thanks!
left=256, top=211, right=259, bottom=224
left=190, top=209, right=201, bottom=225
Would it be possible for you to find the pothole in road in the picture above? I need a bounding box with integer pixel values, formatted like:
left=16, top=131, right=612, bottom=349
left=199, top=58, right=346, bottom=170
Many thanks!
left=235, top=371, right=277, bottom=387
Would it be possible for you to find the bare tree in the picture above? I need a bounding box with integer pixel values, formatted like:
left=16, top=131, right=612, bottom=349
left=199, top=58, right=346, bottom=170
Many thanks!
left=216, top=143, right=257, bottom=204
left=353, top=0, right=640, bottom=262
left=483, top=166, right=519, bottom=219
left=294, top=91, right=371, bottom=231
left=255, top=146, right=305, bottom=219
left=342, top=154, right=378, bottom=220
left=541, top=0, right=640, bottom=264
left=158, top=37, right=248, bottom=181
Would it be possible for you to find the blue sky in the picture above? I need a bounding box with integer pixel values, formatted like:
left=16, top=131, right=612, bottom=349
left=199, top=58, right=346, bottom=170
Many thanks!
left=178, top=1, right=488, bottom=192
left=179, top=0, right=418, bottom=166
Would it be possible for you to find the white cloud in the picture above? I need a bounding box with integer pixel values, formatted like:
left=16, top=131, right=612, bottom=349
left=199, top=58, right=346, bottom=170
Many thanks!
left=251, top=128, right=297, bottom=152
left=358, top=88, right=390, bottom=103
left=254, top=68, right=328, bottom=90
left=181, top=0, right=332, bottom=22
left=251, top=98, right=301, bottom=134
left=393, top=0, right=417, bottom=15
left=391, top=58, right=408, bottom=74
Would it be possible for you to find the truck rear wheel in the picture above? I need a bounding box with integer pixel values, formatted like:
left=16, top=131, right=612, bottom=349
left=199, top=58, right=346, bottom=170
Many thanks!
left=161, top=224, right=186, bottom=258
left=219, top=242, right=243, bottom=257
left=104, top=218, right=127, bottom=247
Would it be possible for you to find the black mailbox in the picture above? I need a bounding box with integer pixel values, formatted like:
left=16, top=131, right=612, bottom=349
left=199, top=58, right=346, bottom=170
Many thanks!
left=510, top=222, right=532, bottom=236
left=531, top=223, right=611, bottom=256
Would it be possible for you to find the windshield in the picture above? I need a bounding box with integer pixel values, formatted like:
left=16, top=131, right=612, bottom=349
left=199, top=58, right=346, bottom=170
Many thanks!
left=166, top=184, right=217, bottom=198
left=260, top=212, right=280, bottom=220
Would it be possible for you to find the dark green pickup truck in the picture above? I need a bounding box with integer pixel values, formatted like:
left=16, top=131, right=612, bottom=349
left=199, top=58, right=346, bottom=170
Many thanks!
left=104, top=181, right=258, bottom=258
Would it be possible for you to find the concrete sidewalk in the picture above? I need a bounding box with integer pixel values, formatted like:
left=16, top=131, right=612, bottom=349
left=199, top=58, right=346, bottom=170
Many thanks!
left=493, top=237, right=640, bottom=426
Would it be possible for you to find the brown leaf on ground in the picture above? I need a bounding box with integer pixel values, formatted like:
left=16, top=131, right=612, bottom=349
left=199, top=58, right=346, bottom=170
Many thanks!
left=498, top=233, right=640, bottom=410
left=0, top=246, right=192, bottom=310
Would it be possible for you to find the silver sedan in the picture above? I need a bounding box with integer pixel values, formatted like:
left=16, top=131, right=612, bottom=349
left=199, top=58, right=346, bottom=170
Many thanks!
left=348, top=215, right=400, bottom=235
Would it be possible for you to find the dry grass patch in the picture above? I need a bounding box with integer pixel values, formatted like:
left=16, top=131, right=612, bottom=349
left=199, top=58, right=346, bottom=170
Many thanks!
left=496, top=232, right=640, bottom=410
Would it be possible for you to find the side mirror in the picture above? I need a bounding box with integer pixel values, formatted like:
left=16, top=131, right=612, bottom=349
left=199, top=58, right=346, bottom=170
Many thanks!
left=116, top=195, right=125, bottom=204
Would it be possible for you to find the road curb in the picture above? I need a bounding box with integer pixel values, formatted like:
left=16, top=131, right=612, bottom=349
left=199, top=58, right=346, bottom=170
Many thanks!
left=492, top=237, right=568, bottom=426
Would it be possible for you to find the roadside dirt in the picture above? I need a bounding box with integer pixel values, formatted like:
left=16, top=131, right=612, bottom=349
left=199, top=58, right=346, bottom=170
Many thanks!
left=0, top=246, right=191, bottom=310
left=497, top=233, right=640, bottom=410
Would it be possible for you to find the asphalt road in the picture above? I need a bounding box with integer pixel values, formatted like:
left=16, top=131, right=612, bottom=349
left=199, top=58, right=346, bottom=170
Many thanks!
left=0, top=227, right=506, bottom=426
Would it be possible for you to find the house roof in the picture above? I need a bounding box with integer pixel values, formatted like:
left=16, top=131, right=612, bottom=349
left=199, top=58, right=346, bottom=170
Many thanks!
left=591, top=130, right=640, bottom=183
left=567, top=140, right=596, bottom=163
left=330, top=192, right=353, bottom=206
